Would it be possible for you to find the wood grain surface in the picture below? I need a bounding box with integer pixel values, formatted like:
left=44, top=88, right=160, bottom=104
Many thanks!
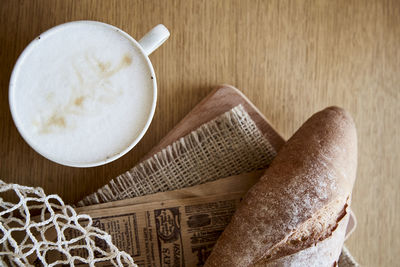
left=0, top=1, right=399, bottom=266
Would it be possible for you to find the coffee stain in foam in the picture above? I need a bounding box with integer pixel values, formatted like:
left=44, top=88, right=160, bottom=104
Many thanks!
left=74, top=96, right=85, bottom=107
left=40, top=114, right=66, bottom=133
left=36, top=53, right=133, bottom=134
left=94, top=53, right=132, bottom=78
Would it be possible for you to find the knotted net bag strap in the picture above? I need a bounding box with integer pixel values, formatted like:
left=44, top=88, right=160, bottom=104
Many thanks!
left=0, top=180, right=136, bottom=267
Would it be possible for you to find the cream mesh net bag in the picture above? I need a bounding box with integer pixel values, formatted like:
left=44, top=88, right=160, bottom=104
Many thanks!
left=0, top=180, right=136, bottom=266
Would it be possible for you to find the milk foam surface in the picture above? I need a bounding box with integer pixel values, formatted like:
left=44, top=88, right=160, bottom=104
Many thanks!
left=11, top=22, right=155, bottom=165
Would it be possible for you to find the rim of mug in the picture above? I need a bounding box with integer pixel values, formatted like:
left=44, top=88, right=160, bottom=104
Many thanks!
left=8, top=20, right=158, bottom=168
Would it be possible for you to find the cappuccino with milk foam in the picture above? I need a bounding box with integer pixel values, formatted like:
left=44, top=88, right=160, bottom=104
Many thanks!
left=10, top=22, right=157, bottom=166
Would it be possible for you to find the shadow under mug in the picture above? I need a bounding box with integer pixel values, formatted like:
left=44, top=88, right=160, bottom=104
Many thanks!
left=9, top=21, right=170, bottom=167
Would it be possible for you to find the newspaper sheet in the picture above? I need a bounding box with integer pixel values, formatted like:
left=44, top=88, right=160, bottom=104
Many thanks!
left=75, top=192, right=245, bottom=267
left=73, top=171, right=264, bottom=266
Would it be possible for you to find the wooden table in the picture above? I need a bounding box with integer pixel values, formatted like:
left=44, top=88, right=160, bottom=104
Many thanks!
left=0, top=1, right=398, bottom=266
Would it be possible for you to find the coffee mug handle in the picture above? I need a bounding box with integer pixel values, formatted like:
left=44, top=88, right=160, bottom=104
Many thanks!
left=138, top=24, right=170, bottom=56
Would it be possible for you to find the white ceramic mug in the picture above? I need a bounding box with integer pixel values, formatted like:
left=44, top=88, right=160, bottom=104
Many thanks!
left=9, top=21, right=170, bottom=167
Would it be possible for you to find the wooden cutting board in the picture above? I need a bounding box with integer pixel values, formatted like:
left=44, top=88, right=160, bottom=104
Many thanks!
left=143, top=84, right=285, bottom=159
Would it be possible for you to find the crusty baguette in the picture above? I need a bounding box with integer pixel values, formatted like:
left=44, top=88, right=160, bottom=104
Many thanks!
left=205, top=106, right=357, bottom=267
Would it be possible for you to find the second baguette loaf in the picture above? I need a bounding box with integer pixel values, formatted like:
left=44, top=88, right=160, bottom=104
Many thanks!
left=205, top=106, right=357, bottom=266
